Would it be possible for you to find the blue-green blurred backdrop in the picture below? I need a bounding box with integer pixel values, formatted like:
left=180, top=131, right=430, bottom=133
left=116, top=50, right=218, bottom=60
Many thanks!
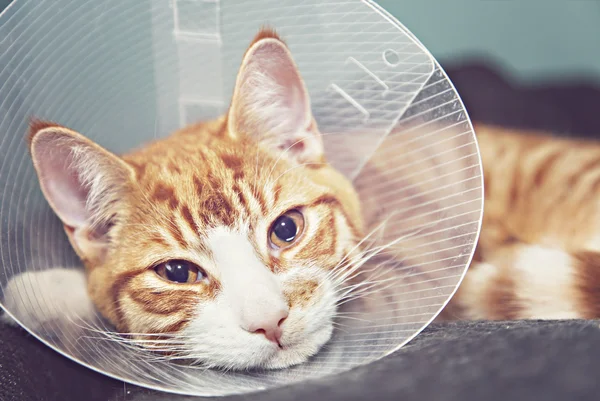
left=2, top=0, right=599, bottom=83
left=375, top=0, right=600, bottom=83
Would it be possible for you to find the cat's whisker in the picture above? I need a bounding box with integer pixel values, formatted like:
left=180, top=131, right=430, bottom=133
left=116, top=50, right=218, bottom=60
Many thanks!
left=79, top=337, right=188, bottom=354
left=332, top=310, right=370, bottom=316
left=335, top=279, right=383, bottom=295
left=329, top=256, right=405, bottom=305
left=328, top=255, right=373, bottom=285
left=85, top=335, right=188, bottom=345
left=331, top=313, right=374, bottom=323
left=330, top=323, right=352, bottom=333
left=77, top=332, right=188, bottom=346
left=329, top=219, right=436, bottom=286
left=339, top=275, right=399, bottom=298
left=336, top=278, right=400, bottom=307
left=335, top=274, right=394, bottom=299
left=69, top=320, right=186, bottom=339
left=335, top=291, right=385, bottom=308
left=335, top=276, right=397, bottom=303
left=328, top=244, right=394, bottom=284
left=316, top=214, right=399, bottom=289
left=331, top=210, right=399, bottom=264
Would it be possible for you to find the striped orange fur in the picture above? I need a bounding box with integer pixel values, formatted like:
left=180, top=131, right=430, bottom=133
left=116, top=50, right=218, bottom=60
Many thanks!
left=22, top=28, right=364, bottom=370
left=442, top=124, right=600, bottom=321
left=11, top=27, right=600, bottom=372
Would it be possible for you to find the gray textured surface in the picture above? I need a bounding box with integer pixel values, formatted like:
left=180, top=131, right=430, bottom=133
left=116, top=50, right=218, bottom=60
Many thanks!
left=2, top=318, right=600, bottom=401
left=123, top=320, right=600, bottom=401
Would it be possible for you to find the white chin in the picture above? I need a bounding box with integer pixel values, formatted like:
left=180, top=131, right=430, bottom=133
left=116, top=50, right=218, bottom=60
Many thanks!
left=261, top=325, right=334, bottom=370
left=194, top=325, right=334, bottom=371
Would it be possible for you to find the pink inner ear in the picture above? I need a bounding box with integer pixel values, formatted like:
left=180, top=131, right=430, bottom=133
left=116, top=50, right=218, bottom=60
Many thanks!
left=33, top=135, right=90, bottom=229
left=260, top=46, right=307, bottom=132
left=238, top=40, right=311, bottom=136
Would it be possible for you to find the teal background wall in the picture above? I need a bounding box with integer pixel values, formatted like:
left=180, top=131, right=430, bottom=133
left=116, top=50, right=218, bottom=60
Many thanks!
left=2, top=0, right=599, bottom=83
left=375, top=0, right=600, bottom=83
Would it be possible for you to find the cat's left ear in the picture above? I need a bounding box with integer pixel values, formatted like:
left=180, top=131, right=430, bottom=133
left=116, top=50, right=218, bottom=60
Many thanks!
left=228, top=29, right=324, bottom=164
left=27, top=120, right=135, bottom=265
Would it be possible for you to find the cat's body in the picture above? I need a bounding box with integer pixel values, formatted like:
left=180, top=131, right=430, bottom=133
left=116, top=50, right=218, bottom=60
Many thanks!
left=3, top=28, right=600, bottom=371
left=442, top=124, right=600, bottom=321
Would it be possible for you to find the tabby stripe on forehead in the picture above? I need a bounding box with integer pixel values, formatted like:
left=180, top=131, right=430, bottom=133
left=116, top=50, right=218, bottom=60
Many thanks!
left=146, top=233, right=169, bottom=248
left=221, top=153, right=244, bottom=180
left=233, top=170, right=244, bottom=180
left=152, top=183, right=179, bottom=210
left=168, top=161, right=182, bottom=174
left=273, top=183, right=282, bottom=204
left=204, top=194, right=236, bottom=226
left=310, top=194, right=340, bottom=207
left=252, top=186, right=268, bottom=215
left=232, top=183, right=250, bottom=217
left=193, top=176, right=204, bottom=194
left=167, top=221, right=189, bottom=248
left=180, top=205, right=197, bottom=234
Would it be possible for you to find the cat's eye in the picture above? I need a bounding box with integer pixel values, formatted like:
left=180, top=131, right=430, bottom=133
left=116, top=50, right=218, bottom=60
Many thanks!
left=269, top=210, right=305, bottom=249
left=154, top=260, right=205, bottom=284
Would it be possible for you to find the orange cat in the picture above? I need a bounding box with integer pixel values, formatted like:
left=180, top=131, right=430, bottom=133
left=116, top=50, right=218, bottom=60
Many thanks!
left=4, top=27, right=599, bottom=371
left=9, top=29, right=364, bottom=370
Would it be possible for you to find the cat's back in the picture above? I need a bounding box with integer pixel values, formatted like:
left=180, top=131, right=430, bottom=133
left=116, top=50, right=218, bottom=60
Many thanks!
left=475, top=123, right=600, bottom=250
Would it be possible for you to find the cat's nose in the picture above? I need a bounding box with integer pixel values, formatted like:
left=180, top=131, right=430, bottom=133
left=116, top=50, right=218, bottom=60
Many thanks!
left=244, top=309, right=288, bottom=345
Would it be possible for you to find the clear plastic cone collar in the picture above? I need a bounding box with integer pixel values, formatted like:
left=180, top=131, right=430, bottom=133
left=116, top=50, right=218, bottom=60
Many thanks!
left=0, top=0, right=482, bottom=396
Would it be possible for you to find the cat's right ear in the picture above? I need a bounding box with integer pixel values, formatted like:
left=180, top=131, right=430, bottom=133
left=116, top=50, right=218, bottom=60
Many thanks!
left=227, top=28, right=325, bottom=165
left=28, top=119, right=134, bottom=264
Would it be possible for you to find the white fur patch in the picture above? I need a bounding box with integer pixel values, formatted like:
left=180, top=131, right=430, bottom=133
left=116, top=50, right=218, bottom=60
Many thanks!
left=459, top=245, right=581, bottom=320
left=513, top=245, right=580, bottom=319
left=205, top=226, right=288, bottom=330
left=178, top=225, right=336, bottom=369
left=2, top=268, right=95, bottom=331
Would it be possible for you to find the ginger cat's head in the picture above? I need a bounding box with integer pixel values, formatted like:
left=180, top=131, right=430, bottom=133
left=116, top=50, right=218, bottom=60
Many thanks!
left=27, top=29, right=363, bottom=369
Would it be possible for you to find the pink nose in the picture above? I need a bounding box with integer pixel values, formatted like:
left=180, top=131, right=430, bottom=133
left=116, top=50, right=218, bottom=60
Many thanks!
left=245, top=309, right=288, bottom=345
